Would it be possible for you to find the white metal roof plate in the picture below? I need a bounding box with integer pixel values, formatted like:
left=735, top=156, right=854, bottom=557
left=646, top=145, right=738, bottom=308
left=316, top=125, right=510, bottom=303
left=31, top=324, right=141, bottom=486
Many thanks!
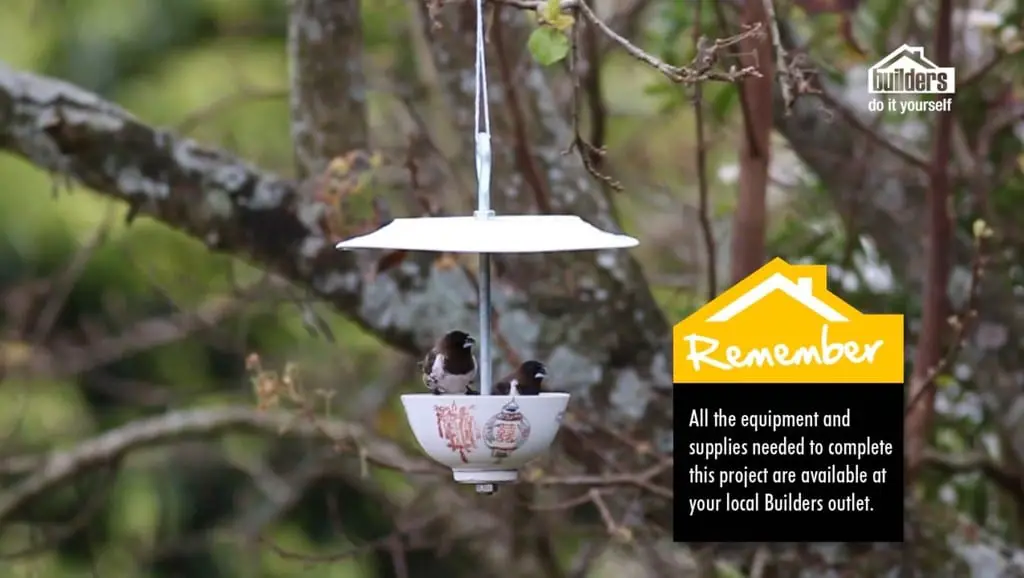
left=334, top=215, right=639, bottom=253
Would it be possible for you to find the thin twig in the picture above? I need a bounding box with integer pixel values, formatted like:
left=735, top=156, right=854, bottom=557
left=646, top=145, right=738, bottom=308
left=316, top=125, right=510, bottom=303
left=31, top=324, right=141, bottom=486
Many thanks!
left=691, top=0, right=717, bottom=301
left=922, top=448, right=1023, bottom=502
left=759, top=0, right=794, bottom=113
left=30, top=204, right=117, bottom=342
left=175, top=87, right=288, bottom=134
left=564, top=3, right=623, bottom=191
left=580, top=5, right=607, bottom=161
left=0, top=463, right=118, bottom=559
left=530, top=491, right=600, bottom=512
left=261, top=514, right=438, bottom=564
left=815, top=89, right=931, bottom=171
left=589, top=489, right=618, bottom=533
left=710, top=2, right=765, bottom=159
left=770, top=23, right=932, bottom=172
left=570, top=0, right=763, bottom=84
left=969, top=102, right=1024, bottom=222
left=957, top=50, right=1008, bottom=89
left=492, top=6, right=558, bottom=210
left=535, top=461, right=674, bottom=499
left=904, top=225, right=988, bottom=417
left=6, top=286, right=268, bottom=380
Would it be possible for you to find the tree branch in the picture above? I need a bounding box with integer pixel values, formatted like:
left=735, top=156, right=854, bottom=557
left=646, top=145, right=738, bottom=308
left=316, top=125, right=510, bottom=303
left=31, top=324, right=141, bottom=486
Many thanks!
left=760, top=0, right=793, bottom=113
left=0, top=406, right=435, bottom=526
left=5, top=284, right=262, bottom=379
left=691, top=0, right=718, bottom=301
left=922, top=448, right=1024, bottom=503
left=905, top=0, right=955, bottom=482
left=921, top=446, right=1024, bottom=506
left=0, top=60, right=466, bottom=358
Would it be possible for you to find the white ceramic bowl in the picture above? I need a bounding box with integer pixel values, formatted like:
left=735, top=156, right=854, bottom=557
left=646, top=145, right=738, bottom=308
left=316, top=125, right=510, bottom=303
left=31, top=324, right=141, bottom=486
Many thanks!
left=401, top=392, right=570, bottom=483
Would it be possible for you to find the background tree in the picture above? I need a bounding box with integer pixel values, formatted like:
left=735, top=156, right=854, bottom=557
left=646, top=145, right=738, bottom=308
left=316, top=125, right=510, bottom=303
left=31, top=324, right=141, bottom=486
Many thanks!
left=0, top=0, right=1022, bottom=576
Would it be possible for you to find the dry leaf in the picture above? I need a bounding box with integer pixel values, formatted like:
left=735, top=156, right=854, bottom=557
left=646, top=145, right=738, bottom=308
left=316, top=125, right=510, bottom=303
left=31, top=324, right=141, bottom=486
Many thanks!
left=313, top=149, right=385, bottom=241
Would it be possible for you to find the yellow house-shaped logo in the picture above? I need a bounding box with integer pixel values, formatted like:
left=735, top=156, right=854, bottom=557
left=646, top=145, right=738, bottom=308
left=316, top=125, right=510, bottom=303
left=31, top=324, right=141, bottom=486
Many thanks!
left=673, top=258, right=904, bottom=383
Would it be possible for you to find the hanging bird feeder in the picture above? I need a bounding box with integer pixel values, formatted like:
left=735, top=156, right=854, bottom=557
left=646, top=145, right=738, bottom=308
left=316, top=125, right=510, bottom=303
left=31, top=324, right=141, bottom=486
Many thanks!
left=335, top=0, right=638, bottom=494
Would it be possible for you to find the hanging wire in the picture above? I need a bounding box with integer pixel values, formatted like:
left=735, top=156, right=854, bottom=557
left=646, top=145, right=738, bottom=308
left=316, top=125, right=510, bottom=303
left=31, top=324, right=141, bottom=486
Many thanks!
left=473, top=0, right=491, bottom=138
left=473, top=0, right=495, bottom=398
left=473, top=0, right=494, bottom=217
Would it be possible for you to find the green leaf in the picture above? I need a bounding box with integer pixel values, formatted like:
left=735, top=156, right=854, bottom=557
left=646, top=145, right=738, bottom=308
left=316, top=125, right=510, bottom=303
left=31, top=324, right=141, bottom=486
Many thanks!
left=709, top=84, right=738, bottom=122
left=527, top=27, right=570, bottom=66
left=539, top=0, right=574, bottom=31
left=541, top=0, right=561, bottom=22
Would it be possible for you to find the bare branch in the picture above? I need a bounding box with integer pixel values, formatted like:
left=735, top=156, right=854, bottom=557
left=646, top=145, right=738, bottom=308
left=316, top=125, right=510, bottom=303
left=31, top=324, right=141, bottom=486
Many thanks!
left=492, top=9, right=559, bottom=211
left=563, top=7, right=622, bottom=192
left=231, top=451, right=336, bottom=542
left=261, top=512, right=439, bottom=564
left=904, top=225, right=988, bottom=416
left=576, top=1, right=763, bottom=85
left=29, top=204, right=117, bottom=342
left=759, top=0, right=794, bottom=113
left=691, top=0, right=717, bottom=301
left=0, top=465, right=117, bottom=559
left=533, top=460, right=674, bottom=499
left=922, top=448, right=1023, bottom=501
left=5, top=284, right=264, bottom=379
left=176, top=87, right=288, bottom=134
left=813, top=88, right=931, bottom=171
left=0, top=60, right=465, bottom=361
left=490, top=0, right=762, bottom=84
left=0, top=406, right=436, bottom=526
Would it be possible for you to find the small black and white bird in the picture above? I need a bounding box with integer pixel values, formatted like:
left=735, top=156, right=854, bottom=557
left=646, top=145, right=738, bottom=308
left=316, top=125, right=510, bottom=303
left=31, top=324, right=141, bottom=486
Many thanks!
left=493, top=360, right=547, bottom=396
left=421, top=330, right=477, bottom=395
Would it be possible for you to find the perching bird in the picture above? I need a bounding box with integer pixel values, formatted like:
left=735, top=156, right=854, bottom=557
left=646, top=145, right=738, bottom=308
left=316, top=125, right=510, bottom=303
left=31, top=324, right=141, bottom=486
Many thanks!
left=421, top=330, right=477, bottom=395
left=494, top=360, right=547, bottom=396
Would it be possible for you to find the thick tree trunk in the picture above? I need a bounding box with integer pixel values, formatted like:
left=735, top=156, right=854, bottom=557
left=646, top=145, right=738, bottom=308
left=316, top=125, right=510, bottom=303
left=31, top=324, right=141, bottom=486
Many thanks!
left=729, top=0, right=772, bottom=284
left=288, top=0, right=368, bottom=177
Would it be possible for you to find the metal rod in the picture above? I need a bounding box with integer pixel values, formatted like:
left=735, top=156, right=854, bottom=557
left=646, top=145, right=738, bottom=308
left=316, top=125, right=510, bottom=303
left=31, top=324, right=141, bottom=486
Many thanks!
left=471, top=0, right=493, bottom=401
left=474, top=131, right=494, bottom=396
left=478, top=252, right=492, bottom=395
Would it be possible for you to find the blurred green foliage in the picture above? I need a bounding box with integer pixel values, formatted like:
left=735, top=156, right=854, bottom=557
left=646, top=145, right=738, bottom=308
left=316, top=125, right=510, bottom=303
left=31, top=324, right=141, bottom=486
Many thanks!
left=0, top=0, right=444, bottom=576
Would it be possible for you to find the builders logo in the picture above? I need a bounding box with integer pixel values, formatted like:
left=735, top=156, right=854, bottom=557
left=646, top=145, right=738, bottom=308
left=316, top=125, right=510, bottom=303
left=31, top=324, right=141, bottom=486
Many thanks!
left=673, top=258, right=904, bottom=383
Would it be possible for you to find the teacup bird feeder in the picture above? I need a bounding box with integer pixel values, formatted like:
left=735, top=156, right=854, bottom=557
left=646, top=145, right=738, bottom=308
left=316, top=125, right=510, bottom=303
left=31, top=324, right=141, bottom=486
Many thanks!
left=335, top=0, right=638, bottom=494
